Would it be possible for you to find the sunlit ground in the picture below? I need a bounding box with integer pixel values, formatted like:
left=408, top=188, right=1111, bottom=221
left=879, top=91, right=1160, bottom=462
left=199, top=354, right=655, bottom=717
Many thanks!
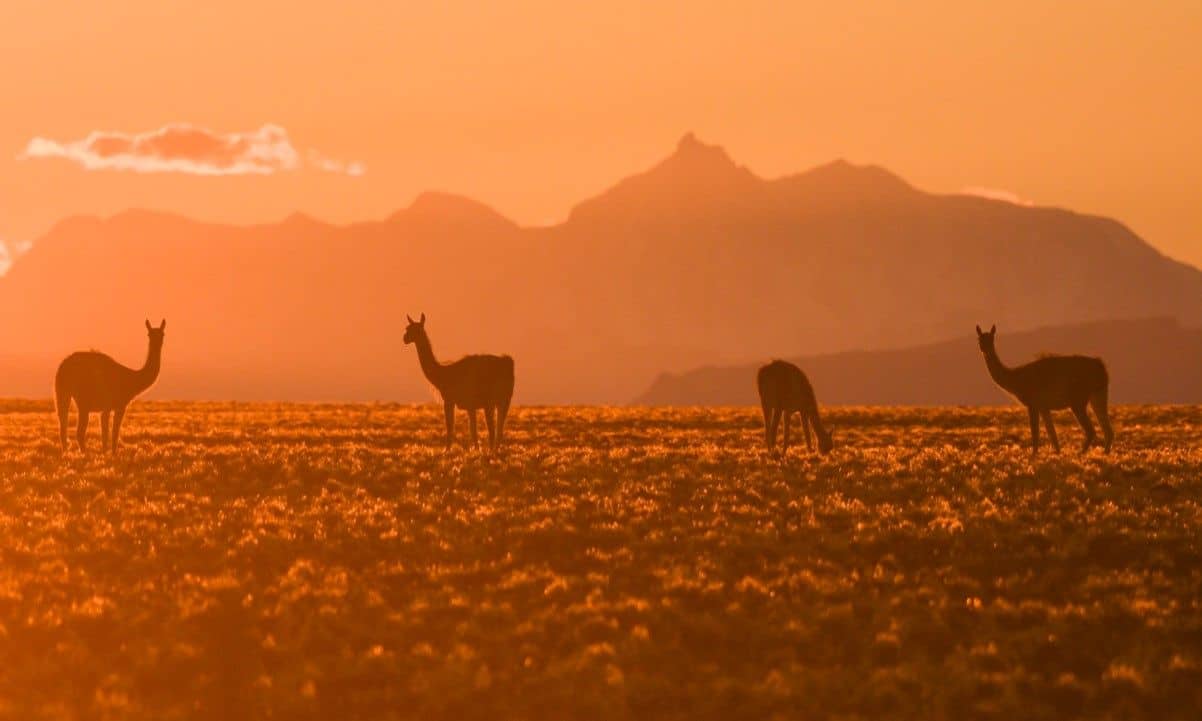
left=0, top=402, right=1200, bottom=720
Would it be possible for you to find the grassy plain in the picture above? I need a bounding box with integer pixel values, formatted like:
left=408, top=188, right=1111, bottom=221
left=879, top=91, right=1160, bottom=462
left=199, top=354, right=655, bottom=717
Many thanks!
left=0, top=401, right=1200, bottom=720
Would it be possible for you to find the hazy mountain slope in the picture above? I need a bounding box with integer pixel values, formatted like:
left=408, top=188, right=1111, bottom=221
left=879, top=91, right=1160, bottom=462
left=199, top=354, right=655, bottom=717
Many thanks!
left=554, top=135, right=1202, bottom=359
left=635, top=317, right=1202, bottom=406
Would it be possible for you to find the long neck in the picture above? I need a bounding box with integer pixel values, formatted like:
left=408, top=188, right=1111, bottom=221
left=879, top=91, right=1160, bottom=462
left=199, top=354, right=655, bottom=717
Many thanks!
left=134, top=341, right=163, bottom=391
left=807, top=400, right=827, bottom=436
left=802, top=392, right=827, bottom=437
left=983, top=345, right=1016, bottom=391
left=414, top=334, right=445, bottom=387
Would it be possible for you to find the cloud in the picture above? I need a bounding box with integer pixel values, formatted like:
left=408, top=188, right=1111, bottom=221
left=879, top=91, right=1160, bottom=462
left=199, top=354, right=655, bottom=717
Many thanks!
left=307, top=150, right=366, bottom=177
left=960, top=186, right=1033, bottom=207
left=0, top=239, right=31, bottom=276
left=20, top=123, right=363, bottom=176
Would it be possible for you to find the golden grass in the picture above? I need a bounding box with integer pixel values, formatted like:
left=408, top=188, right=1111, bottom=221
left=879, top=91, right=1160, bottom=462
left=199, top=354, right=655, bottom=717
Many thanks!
left=0, top=402, right=1200, bottom=720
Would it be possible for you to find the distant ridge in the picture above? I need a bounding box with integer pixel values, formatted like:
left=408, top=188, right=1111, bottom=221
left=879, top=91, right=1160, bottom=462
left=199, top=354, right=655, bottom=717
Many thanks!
left=3, top=134, right=1202, bottom=403
left=635, top=317, right=1202, bottom=406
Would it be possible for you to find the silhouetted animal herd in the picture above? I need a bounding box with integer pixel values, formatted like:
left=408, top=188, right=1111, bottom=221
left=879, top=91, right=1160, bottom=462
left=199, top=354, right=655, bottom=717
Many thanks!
left=53, top=316, right=1115, bottom=456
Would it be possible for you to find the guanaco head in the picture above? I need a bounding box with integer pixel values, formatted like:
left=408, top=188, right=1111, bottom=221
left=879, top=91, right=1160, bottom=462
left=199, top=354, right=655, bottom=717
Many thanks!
left=975, top=324, right=996, bottom=354
left=817, top=427, right=834, bottom=455
left=403, top=313, right=427, bottom=345
left=145, top=318, right=166, bottom=347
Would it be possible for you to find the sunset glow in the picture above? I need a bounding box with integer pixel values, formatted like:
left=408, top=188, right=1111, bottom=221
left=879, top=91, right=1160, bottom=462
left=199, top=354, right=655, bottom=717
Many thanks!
left=1, top=4, right=1201, bottom=718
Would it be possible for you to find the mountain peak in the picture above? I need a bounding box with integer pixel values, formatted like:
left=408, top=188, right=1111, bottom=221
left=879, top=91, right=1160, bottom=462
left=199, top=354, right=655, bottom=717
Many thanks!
left=391, top=192, right=517, bottom=230
left=804, top=158, right=911, bottom=188
left=280, top=211, right=327, bottom=228
left=664, top=132, right=743, bottom=174
left=567, top=133, right=760, bottom=223
left=674, top=131, right=720, bottom=156
left=771, top=158, right=916, bottom=204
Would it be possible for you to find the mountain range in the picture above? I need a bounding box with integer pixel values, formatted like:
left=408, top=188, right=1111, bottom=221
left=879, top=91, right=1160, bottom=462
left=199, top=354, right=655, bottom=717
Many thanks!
left=1, top=133, right=1200, bottom=403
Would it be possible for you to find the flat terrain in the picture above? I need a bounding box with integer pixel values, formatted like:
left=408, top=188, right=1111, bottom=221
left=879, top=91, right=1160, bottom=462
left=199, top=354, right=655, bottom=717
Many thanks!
left=0, top=402, right=1200, bottom=720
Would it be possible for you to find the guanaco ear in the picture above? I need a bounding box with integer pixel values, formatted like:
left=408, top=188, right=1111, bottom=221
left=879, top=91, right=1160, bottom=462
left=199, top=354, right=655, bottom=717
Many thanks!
left=989, top=324, right=996, bottom=335
left=146, top=319, right=152, bottom=331
left=159, top=319, right=167, bottom=330
left=419, top=313, right=426, bottom=324
left=406, top=314, right=415, bottom=325
left=975, top=325, right=983, bottom=336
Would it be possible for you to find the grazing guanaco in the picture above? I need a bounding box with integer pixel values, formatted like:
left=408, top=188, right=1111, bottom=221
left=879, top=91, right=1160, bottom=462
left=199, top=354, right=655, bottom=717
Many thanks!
left=757, top=360, right=833, bottom=455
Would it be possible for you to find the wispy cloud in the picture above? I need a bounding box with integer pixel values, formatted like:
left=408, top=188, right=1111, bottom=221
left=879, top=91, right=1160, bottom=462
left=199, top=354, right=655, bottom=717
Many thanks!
left=960, top=186, right=1033, bottom=207
left=19, top=123, right=363, bottom=176
left=307, top=150, right=366, bottom=177
left=0, top=239, right=32, bottom=276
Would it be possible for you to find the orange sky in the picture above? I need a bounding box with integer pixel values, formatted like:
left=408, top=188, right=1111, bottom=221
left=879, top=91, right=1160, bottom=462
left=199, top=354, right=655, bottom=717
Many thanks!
left=1, top=1, right=1200, bottom=263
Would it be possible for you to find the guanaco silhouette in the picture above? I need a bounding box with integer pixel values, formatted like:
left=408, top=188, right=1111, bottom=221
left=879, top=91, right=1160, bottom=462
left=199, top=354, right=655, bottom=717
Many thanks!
left=757, top=360, right=833, bottom=455
left=55, top=319, right=166, bottom=454
left=403, top=313, right=514, bottom=450
left=976, top=324, right=1113, bottom=454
